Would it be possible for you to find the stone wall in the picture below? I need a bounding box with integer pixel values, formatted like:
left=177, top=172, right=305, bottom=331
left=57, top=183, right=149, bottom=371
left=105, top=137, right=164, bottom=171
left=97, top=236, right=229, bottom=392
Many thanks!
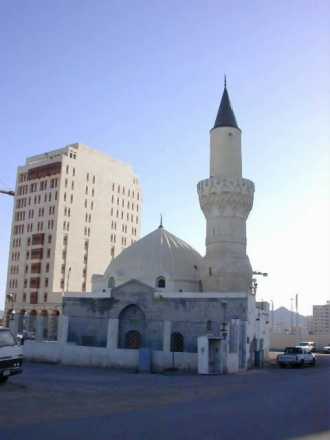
left=63, top=280, right=249, bottom=355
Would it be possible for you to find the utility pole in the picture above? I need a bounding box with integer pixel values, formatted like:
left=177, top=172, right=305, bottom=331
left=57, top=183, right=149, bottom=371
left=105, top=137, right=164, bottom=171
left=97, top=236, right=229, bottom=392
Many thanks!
left=295, top=293, right=299, bottom=336
left=290, top=297, right=294, bottom=334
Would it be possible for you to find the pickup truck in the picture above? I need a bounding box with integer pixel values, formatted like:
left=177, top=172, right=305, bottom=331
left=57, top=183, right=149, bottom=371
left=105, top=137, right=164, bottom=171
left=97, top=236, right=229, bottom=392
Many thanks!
left=0, top=327, right=23, bottom=383
left=277, top=346, right=316, bottom=368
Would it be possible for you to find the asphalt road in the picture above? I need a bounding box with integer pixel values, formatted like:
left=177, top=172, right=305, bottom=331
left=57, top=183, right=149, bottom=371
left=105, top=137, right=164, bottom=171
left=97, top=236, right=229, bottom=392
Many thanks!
left=1, top=355, right=330, bottom=440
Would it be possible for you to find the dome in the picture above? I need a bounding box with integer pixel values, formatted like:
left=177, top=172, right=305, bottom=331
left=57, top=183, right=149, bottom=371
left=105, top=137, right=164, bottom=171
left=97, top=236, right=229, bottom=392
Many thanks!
left=103, top=226, right=203, bottom=292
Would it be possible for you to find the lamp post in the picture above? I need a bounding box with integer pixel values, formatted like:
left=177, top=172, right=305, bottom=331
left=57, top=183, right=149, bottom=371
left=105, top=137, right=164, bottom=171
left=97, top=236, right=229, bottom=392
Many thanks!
left=270, top=299, right=274, bottom=332
left=251, top=271, right=268, bottom=296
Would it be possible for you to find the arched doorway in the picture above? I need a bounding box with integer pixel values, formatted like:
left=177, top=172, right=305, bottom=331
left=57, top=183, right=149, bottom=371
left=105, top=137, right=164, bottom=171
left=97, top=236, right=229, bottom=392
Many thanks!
left=119, top=304, right=146, bottom=349
left=170, top=332, right=184, bottom=352
left=48, top=310, right=60, bottom=340
left=18, top=310, right=26, bottom=333
left=40, top=310, right=49, bottom=339
left=28, top=310, right=37, bottom=334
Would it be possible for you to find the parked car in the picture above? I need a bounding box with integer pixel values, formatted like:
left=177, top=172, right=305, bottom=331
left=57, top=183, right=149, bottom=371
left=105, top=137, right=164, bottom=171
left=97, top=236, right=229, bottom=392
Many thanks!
left=277, top=346, right=316, bottom=368
left=322, top=345, right=330, bottom=354
left=297, top=341, right=316, bottom=352
left=0, top=327, right=23, bottom=384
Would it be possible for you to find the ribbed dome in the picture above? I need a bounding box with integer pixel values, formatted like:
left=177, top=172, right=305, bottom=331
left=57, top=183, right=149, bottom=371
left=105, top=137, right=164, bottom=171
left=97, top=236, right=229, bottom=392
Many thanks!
left=103, top=227, right=203, bottom=291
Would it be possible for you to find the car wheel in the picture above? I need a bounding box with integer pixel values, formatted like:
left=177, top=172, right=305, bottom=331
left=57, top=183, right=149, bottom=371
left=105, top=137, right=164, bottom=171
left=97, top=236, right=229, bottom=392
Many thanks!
left=299, top=360, right=304, bottom=368
left=311, top=358, right=316, bottom=367
left=0, top=376, right=9, bottom=384
left=279, top=363, right=285, bottom=368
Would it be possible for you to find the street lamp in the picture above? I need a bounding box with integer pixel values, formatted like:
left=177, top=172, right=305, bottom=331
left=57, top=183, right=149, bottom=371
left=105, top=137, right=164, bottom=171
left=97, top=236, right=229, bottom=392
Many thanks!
left=251, top=271, right=268, bottom=295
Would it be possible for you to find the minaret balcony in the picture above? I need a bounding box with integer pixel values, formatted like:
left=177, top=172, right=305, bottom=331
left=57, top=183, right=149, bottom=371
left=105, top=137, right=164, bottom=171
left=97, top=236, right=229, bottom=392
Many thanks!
left=197, top=176, right=254, bottom=219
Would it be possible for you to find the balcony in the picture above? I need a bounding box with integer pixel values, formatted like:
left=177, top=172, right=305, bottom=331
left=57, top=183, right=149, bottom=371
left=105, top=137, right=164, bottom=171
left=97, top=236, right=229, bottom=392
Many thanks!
left=30, top=291, right=38, bottom=304
left=30, top=277, right=40, bottom=288
left=31, top=248, right=43, bottom=260
left=31, top=263, right=41, bottom=274
left=28, top=162, right=61, bottom=180
left=32, top=233, right=44, bottom=246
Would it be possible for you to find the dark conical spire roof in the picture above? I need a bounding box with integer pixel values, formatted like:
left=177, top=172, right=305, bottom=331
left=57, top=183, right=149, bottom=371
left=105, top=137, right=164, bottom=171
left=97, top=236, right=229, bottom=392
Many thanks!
left=213, top=78, right=239, bottom=130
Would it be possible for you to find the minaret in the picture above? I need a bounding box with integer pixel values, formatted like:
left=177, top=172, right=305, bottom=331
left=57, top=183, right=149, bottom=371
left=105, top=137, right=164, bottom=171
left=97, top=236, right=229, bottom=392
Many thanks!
left=197, top=79, right=254, bottom=292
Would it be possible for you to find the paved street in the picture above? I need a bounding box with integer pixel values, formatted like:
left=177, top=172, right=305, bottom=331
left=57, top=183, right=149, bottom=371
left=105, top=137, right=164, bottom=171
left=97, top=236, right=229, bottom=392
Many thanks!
left=1, top=355, right=330, bottom=440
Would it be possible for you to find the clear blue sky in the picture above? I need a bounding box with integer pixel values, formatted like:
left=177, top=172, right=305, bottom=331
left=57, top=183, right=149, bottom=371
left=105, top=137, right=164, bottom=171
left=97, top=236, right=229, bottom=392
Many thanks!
left=0, top=1, right=329, bottom=315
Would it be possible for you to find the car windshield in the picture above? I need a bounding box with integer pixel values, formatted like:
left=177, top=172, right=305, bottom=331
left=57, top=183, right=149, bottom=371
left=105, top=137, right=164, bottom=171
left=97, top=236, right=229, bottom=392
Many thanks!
left=285, top=347, right=302, bottom=354
left=298, top=342, right=309, bottom=346
left=0, top=330, right=16, bottom=348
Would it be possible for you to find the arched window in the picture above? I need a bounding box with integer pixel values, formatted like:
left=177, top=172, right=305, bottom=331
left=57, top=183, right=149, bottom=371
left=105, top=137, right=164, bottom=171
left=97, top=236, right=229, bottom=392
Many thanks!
left=125, top=330, right=142, bottom=349
left=206, top=320, right=212, bottom=333
left=108, top=277, right=115, bottom=288
left=156, top=276, right=166, bottom=288
left=170, top=332, right=184, bottom=352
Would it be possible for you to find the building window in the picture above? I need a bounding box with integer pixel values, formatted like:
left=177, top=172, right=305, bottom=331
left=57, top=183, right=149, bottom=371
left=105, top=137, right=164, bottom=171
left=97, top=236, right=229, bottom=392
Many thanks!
left=44, top=292, right=48, bottom=302
left=170, top=332, right=184, bottom=352
left=156, top=276, right=166, bottom=288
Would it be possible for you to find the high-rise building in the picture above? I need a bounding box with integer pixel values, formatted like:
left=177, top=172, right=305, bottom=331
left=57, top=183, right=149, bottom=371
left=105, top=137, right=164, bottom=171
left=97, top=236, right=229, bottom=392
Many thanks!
left=312, top=301, right=330, bottom=334
left=4, top=143, right=142, bottom=335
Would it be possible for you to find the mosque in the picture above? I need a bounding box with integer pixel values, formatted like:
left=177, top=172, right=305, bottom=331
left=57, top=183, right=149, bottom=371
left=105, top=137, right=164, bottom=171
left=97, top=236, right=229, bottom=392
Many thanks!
left=25, top=82, right=270, bottom=373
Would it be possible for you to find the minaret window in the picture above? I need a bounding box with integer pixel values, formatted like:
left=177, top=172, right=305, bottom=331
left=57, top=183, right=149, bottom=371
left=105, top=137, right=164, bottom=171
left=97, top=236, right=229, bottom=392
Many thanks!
left=209, top=267, right=212, bottom=276
left=156, top=276, right=166, bottom=288
left=108, top=277, right=115, bottom=288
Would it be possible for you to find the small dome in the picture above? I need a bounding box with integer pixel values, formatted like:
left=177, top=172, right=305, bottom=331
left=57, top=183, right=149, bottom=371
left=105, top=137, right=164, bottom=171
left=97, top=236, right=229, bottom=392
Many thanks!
left=103, top=227, right=203, bottom=291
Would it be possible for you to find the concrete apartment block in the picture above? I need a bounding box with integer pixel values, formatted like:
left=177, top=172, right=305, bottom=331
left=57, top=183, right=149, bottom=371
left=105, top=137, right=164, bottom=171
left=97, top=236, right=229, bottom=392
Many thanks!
left=312, top=301, right=330, bottom=335
left=5, top=143, right=142, bottom=334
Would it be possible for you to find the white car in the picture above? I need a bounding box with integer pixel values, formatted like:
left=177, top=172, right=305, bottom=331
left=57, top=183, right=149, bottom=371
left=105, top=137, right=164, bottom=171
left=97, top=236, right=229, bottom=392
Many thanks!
left=297, top=341, right=316, bottom=352
left=323, top=345, right=330, bottom=354
left=0, top=327, right=23, bottom=384
left=277, top=346, right=316, bottom=368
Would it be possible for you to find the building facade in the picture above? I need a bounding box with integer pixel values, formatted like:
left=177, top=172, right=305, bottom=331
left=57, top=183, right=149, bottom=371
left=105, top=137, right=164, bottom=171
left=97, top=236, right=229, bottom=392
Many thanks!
left=5, top=143, right=142, bottom=336
left=22, top=82, right=270, bottom=373
left=312, top=301, right=330, bottom=334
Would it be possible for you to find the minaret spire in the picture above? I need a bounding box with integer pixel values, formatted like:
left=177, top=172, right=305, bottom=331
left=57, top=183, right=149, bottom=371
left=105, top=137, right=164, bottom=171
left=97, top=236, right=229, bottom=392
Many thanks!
left=159, top=214, right=163, bottom=229
left=213, top=78, right=239, bottom=130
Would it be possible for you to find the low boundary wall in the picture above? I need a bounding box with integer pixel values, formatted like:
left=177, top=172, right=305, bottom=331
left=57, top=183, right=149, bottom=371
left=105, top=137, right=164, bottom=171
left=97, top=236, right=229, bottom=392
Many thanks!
left=23, top=341, right=198, bottom=371
left=270, top=333, right=330, bottom=351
